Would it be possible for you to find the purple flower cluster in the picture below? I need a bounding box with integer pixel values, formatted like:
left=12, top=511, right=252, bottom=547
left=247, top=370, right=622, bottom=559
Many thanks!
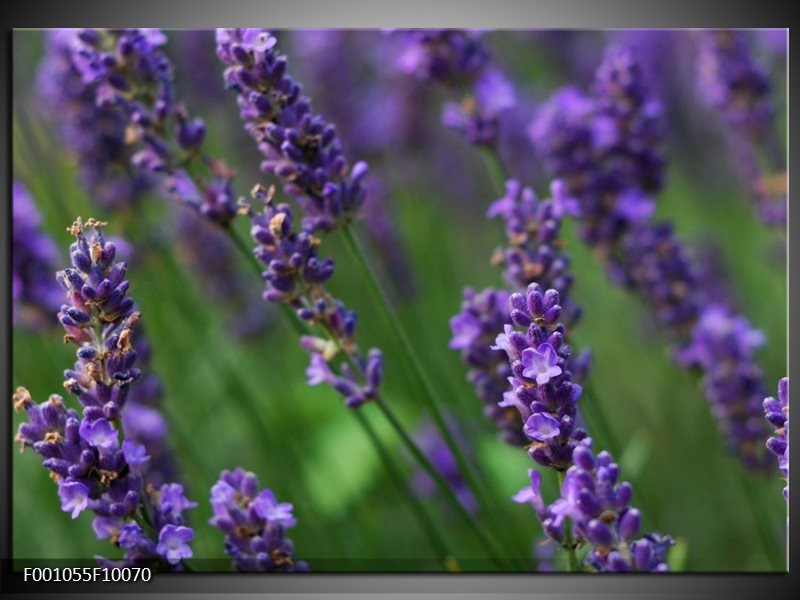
left=37, top=30, right=152, bottom=210
left=210, top=468, right=307, bottom=572
left=14, top=218, right=195, bottom=568
left=449, top=287, right=524, bottom=445
left=216, top=28, right=368, bottom=231
left=695, top=30, right=785, bottom=228
left=450, top=180, right=587, bottom=444
left=514, top=439, right=673, bottom=572
left=391, top=29, right=516, bottom=147
left=530, top=44, right=770, bottom=467
left=695, top=30, right=773, bottom=136
left=12, top=181, right=63, bottom=329
left=493, top=283, right=587, bottom=470
left=763, top=378, right=789, bottom=500
left=53, top=28, right=236, bottom=223
left=411, top=419, right=478, bottom=514
left=247, top=185, right=383, bottom=408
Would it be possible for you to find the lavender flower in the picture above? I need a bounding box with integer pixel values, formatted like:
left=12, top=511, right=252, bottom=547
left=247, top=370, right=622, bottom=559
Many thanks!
left=246, top=185, right=383, bottom=408
left=514, top=439, right=673, bottom=572
left=411, top=419, right=478, bottom=514
left=14, top=218, right=196, bottom=568
left=12, top=181, right=63, bottom=329
left=695, top=30, right=786, bottom=228
left=763, top=378, right=789, bottom=500
left=216, top=28, right=368, bottom=230
left=390, top=29, right=516, bottom=148
left=530, top=44, right=770, bottom=468
left=37, top=30, right=152, bottom=210
left=53, top=28, right=236, bottom=223
left=450, top=180, right=587, bottom=444
left=696, top=30, right=773, bottom=136
left=209, top=468, right=307, bottom=572
left=493, top=282, right=587, bottom=470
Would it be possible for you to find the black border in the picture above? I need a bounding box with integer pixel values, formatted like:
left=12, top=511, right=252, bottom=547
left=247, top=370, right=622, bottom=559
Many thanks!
left=1, top=0, right=795, bottom=597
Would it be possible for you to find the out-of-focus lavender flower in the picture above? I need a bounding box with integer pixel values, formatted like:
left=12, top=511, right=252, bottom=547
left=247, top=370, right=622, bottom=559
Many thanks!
left=514, top=439, right=673, bottom=572
left=695, top=30, right=786, bottom=228
left=51, top=28, right=236, bottom=223
left=389, top=29, right=516, bottom=149
left=174, top=207, right=270, bottom=341
left=209, top=468, right=307, bottom=572
left=764, top=378, right=789, bottom=500
left=216, top=28, right=368, bottom=231
left=696, top=30, right=773, bottom=136
left=530, top=44, right=771, bottom=469
left=757, top=29, right=788, bottom=60
left=37, top=30, right=152, bottom=210
left=14, top=218, right=195, bottom=568
left=12, top=181, right=63, bottom=329
left=245, top=185, right=383, bottom=408
left=176, top=30, right=227, bottom=104
left=411, top=419, right=478, bottom=514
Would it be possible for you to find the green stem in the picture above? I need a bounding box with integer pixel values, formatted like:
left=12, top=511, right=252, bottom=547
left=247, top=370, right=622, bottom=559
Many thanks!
left=351, top=409, right=454, bottom=568
left=736, top=469, right=783, bottom=570
left=556, top=471, right=579, bottom=572
left=373, top=397, right=506, bottom=571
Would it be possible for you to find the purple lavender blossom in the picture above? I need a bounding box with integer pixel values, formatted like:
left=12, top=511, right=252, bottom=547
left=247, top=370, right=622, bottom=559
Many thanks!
left=530, top=43, right=771, bottom=468
left=14, top=219, right=196, bottom=569
left=411, top=419, right=478, bottom=514
left=209, top=468, right=308, bottom=572
left=763, top=377, right=789, bottom=500
left=514, top=439, right=673, bottom=572
left=493, top=282, right=587, bottom=470
left=51, top=28, right=236, bottom=223
left=216, top=28, right=368, bottom=230
left=695, top=30, right=786, bottom=228
left=390, top=29, right=516, bottom=148
left=246, top=185, right=383, bottom=408
left=12, top=181, right=63, bottom=329
left=289, top=31, right=418, bottom=298
left=37, top=30, right=152, bottom=210
left=696, top=30, right=773, bottom=136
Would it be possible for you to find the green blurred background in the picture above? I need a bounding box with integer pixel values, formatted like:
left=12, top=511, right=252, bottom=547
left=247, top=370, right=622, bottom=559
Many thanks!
left=11, top=29, right=787, bottom=571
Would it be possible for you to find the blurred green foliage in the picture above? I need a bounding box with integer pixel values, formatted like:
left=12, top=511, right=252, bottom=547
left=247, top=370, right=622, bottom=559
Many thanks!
left=11, top=29, right=786, bottom=571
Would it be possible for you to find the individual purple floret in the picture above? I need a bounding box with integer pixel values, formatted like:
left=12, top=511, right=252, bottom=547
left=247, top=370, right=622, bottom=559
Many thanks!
left=209, top=468, right=308, bottom=572
left=12, top=181, right=63, bottom=329
left=37, top=30, right=152, bottom=210
left=514, top=439, right=673, bottom=572
left=54, top=28, right=236, bottom=223
left=245, top=185, right=383, bottom=408
left=493, top=283, right=587, bottom=470
left=216, top=28, right=368, bottom=231
left=695, top=30, right=786, bottom=228
left=411, top=419, right=478, bottom=514
left=763, top=378, right=789, bottom=500
left=14, top=218, right=196, bottom=569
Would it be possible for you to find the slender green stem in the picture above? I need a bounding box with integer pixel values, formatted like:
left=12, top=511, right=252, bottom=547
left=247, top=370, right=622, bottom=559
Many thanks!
left=373, top=397, right=506, bottom=571
left=351, top=409, right=454, bottom=567
left=556, top=471, right=579, bottom=572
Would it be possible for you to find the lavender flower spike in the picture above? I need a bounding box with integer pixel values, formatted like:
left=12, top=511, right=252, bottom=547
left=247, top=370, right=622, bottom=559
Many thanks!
left=12, top=181, right=63, bottom=330
left=764, top=378, right=789, bottom=500
left=14, top=218, right=196, bottom=569
left=217, top=28, right=368, bottom=231
left=210, top=468, right=308, bottom=572
left=55, top=28, right=236, bottom=223
left=246, top=185, right=383, bottom=408
left=514, top=439, right=673, bottom=572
